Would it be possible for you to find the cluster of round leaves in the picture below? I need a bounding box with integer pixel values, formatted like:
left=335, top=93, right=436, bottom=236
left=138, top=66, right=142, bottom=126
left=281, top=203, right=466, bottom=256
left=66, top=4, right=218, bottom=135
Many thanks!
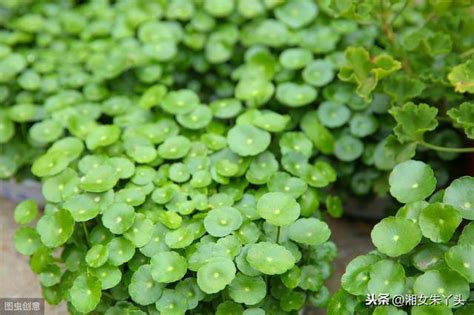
left=328, top=160, right=474, bottom=315
left=11, top=76, right=341, bottom=315
left=0, top=0, right=451, bottom=201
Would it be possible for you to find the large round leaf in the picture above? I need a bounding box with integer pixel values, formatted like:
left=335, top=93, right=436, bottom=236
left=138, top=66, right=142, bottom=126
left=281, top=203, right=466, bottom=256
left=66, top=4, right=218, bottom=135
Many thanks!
left=389, top=160, right=436, bottom=203
left=197, top=257, right=236, bottom=294
left=151, top=251, right=187, bottom=283
left=419, top=203, right=462, bottom=243
left=257, top=192, right=300, bottom=226
left=288, top=218, right=330, bottom=246
left=246, top=242, right=295, bottom=275
left=70, top=274, right=102, bottom=313
left=445, top=244, right=474, bottom=282
left=368, top=259, right=406, bottom=296
left=413, top=269, right=469, bottom=308
left=228, top=273, right=266, bottom=305
left=443, top=176, right=474, bottom=219
left=204, top=206, right=243, bottom=237
left=371, top=216, right=422, bottom=257
left=227, top=124, right=271, bottom=157
left=129, top=264, right=163, bottom=305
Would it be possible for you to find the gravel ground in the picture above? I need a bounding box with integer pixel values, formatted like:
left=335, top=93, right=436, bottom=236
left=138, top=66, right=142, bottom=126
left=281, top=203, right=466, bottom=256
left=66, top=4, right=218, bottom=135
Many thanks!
left=0, top=197, right=373, bottom=315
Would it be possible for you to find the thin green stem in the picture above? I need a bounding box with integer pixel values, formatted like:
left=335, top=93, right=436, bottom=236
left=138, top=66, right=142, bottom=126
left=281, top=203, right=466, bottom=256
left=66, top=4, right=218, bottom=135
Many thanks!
left=417, top=141, right=474, bottom=153
left=390, top=0, right=409, bottom=25
left=276, top=226, right=281, bottom=244
left=102, top=292, right=114, bottom=299
left=82, top=222, right=90, bottom=246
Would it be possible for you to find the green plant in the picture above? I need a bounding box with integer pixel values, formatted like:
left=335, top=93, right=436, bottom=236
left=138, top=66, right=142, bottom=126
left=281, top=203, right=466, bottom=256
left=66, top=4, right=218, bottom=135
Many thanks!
left=328, top=160, right=474, bottom=315
left=2, top=0, right=474, bottom=314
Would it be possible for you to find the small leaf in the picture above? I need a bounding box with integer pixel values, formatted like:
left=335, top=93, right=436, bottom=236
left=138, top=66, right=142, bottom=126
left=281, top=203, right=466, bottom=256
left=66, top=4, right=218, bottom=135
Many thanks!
left=14, top=199, right=38, bottom=224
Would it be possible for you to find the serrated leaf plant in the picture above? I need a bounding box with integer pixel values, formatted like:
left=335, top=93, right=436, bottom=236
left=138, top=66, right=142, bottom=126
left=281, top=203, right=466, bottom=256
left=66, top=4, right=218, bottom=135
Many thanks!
left=328, top=160, right=474, bottom=315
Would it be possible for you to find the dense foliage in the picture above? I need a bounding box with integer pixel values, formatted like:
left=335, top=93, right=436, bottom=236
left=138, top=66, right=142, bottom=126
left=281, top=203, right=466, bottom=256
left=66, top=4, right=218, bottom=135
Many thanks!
left=329, top=160, right=474, bottom=315
left=1, top=0, right=473, bottom=314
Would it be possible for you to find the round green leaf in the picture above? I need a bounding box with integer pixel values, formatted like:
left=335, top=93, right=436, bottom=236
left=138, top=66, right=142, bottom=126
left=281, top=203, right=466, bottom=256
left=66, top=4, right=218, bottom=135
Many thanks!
left=210, top=98, right=242, bottom=119
left=151, top=251, right=187, bottom=283
left=86, top=125, right=121, bottom=150
left=268, top=172, right=308, bottom=199
left=279, top=132, right=313, bottom=159
left=36, top=209, right=74, bottom=248
left=371, top=216, right=422, bottom=257
left=279, top=48, right=313, bottom=70
left=257, top=192, right=300, bottom=226
left=228, top=273, right=266, bottom=305
left=197, top=257, right=236, bottom=294
left=86, top=244, right=109, bottom=268
left=204, top=206, right=243, bottom=237
left=334, top=135, right=364, bottom=162
left=161, top=89, right=199, bottom=115
left=341, top=254, right=381, bottom=295
left=303, top=60, right=334, bottom=87
left=411, top=243, right=448, bottom=272
left=177, top=105, right=212, bottom=130
left=80, top=164, right=119, bottom=193
left=443, top=176, right=474, bottom=219
left=107, top=237, right=135, bottom=266
left=317, top=101, right=351, bottom=128
left=275, top=0, right=318, bottom=28
left=14, top=227, right=42, bottom=255
left=129, top=264, right=163, bottom=305
left=246, top=242, right=295, bottom=275
left=90, top=263, right=122, bottom=290
left=14, top=199, right=38, bottom=224
left=70, top=274, right=102, bottom=313
left=276, top=82, right=317, bottom=107
left=368, top=259, right=406, bottom=296
left=389, top=160, right=437, bottom=203
left=64, top=194, right=100, bottom=222
left=419, top=203, right=462, bottom=243
left=413, top=269, right=469, bottom=308
left=39, top=264, right=61, bottom=287
left=227, top=124, right=271, bottom=157
left=102, top=203, right=135, bottom=234
left=158, top=135, right=191, bottom=160
left=445, top=244, right=474, bottom=282
left=175, top=278, right=205, bottom=310
left=288, top=218, right=331, bottom=246
left=350, top=113, right=379, bottom=137
left=29, top=119, right=63, bottom=144
left=155, top=289, right=187, bottom=315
